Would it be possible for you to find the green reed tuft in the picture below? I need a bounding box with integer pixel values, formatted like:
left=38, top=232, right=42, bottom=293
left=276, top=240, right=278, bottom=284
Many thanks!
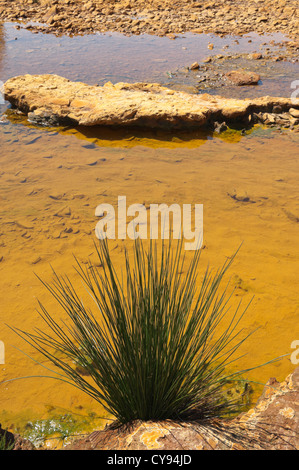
left=0, top=431, right=14, bottom=450
left=12, top=239, right=260, bottom=426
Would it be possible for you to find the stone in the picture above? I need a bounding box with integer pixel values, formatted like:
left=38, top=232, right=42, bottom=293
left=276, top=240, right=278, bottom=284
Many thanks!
left=190, top=61, right=200, bottom=70
left=289, top=108, right=299, bottom=118
left=169, top=84, right=199, bottom=94
left=249, top=53, right=263, bottom=60
left=225, top=70, right=261, bottom=86
left=4, top=74, right=299, bottom=129
left=273, top=105, right=283, bottom=113
left=43, top=5, right=57, bottom=22
left=214, top=121, right=228, bottom=133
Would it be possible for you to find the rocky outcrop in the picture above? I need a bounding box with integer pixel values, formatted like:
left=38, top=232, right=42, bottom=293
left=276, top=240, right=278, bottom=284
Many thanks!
left=4, top=74, right=299, bottom=129
left=66, top=367, right=299, bottom=450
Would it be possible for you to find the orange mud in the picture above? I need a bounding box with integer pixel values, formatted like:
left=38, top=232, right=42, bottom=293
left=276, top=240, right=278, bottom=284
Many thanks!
left=0, top=118, right=298, bottom=434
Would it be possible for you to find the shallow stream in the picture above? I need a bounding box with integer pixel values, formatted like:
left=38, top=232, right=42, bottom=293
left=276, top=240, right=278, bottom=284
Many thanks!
left=0, top=22, right=298, bottom=447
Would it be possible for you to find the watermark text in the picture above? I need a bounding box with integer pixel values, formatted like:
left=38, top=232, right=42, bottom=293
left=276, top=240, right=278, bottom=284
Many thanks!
left=0, top=340, right=4, bottom=364
left=291, top=79, right=299, bottom=104
left=0, top=81, right=4, bottom=104
left=95, top=196, right=203, bottom=250
left=291, top=340, right=299, bottom=365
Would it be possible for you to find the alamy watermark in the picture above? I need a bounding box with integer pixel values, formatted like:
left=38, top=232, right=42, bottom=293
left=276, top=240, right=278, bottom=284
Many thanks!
left=1, top=338, right=298, bottom=366
left=291, top=340, right=299, bottom=365
left=291, top=80, right=299, bottom=104
left=0, top=81, right=4, bottom=105
left=95, top=196, right=203, bottom=251
left=0, top=340, right=4, bottom=365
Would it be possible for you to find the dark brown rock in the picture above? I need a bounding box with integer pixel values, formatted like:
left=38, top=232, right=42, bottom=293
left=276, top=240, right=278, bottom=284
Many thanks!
left=225, top=70, right=261, bottom=86
left=190, top=61, right=200, bottom=70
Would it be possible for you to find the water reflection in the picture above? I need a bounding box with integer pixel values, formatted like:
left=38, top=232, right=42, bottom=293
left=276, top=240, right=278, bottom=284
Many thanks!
left=5, top=107, right=252, bottom=149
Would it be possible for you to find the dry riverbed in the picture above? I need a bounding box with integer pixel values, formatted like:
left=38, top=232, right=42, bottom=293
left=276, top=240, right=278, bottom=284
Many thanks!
left=0, top=0, right=298, bottom=47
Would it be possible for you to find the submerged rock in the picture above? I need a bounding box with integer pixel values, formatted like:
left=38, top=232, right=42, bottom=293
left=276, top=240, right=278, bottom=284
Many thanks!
left=4, top=74, right=299, bottom=129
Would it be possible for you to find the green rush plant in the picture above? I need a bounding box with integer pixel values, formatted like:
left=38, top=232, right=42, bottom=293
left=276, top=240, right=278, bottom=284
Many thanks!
left=11, top=239, right=261, bottom=426
left=0, top=431, right=14, bottom=450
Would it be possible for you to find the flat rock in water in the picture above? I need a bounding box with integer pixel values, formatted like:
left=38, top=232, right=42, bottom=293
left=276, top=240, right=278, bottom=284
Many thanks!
left=4, top=74, right=299, bottom=129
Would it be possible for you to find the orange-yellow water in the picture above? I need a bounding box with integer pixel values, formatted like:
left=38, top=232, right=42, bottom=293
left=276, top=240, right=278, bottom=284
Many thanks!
left=0, top=117, right=298, bottom=437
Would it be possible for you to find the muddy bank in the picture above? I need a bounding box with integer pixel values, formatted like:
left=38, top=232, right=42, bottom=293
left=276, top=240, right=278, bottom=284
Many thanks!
left=3, top=74, right=299, bottom=131
left=0, top=0, right=298, bottom=44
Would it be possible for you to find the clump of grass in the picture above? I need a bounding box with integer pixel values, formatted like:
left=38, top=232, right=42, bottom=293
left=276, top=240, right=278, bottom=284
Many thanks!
left=0, top=430, right=14, bottom=450
left=11, top=239, right=261, bottom=426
